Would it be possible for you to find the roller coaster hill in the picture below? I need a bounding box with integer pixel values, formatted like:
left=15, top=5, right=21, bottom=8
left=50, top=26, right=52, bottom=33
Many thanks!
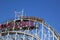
left=0, top=10, right=60, bottom=40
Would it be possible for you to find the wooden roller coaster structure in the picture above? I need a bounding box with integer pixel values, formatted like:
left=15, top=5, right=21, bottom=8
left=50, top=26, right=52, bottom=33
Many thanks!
left=0, top=10, right=60, bottom=40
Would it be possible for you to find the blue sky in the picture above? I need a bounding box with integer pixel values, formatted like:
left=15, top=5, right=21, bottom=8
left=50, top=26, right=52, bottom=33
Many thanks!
left=0, top=0, right=60, bottom=34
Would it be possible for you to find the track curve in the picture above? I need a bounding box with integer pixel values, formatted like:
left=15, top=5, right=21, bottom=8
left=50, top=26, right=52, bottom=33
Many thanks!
left=0, top=16, right=60, bottom=40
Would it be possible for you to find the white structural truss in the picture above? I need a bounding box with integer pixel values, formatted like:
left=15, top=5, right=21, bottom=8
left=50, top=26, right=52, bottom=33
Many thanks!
left=0, top=10, right=60, bottom=40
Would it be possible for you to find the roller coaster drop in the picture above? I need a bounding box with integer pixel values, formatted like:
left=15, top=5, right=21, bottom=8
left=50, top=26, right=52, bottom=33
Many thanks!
left=0, top=10, right=60, bottom=40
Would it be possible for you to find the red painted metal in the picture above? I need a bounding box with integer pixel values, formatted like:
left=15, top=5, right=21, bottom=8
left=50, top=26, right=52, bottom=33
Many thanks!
left=0, top=20, right=34, bottom=29
left=22, top=21, right=34, bottom=27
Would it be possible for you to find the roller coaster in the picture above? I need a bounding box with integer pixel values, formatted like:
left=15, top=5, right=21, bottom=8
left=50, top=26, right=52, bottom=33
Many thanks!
left=0, top=10, right=60, bottom=40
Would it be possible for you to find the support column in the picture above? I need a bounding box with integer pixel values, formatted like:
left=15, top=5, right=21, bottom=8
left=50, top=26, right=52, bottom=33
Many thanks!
left=23, top=30, right=25, bottom=40
left=48, top=28, right=50, bottom=40
left=0, top=33, right=1, bottom=36
left=15, top=32, right=17, bottom=40
left=36, top=23, right=38, bottom=35
left=53, top=30, right=54, bottom=40
left=41, top=21, right=44, bottom=40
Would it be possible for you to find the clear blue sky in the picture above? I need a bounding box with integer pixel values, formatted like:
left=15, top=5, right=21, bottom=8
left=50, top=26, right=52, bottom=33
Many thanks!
left=0, top=0, right=60, bottom=34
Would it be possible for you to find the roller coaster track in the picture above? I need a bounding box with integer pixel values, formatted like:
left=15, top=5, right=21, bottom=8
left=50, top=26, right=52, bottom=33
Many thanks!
left=0, top=16, right=60, bottom=40
left=22, top=17, right=59, bottom=38
left=1, top=31, right=40, bottom=40
left=21, top=16, right=60, bottom=40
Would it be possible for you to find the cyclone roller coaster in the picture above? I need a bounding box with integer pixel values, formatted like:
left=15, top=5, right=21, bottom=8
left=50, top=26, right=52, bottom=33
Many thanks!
left=0, top=10, right=60, bottom=40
